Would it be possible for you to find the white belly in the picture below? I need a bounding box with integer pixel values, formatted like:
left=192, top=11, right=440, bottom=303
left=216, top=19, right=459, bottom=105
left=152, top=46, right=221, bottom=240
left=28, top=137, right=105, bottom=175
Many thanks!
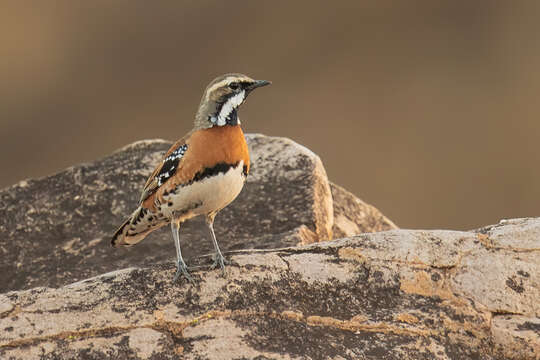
left=161, top=160, right=245, bottom=220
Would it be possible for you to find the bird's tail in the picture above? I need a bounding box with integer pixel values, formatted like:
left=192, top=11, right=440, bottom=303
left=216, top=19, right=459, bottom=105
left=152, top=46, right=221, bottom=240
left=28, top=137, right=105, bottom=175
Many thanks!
left=111, top=206, right=167, bottom=247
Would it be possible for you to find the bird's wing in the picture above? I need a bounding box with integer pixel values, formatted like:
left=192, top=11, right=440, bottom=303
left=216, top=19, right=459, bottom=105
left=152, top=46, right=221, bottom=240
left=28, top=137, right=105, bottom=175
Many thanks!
left=139, top=133, right=191, bottom=205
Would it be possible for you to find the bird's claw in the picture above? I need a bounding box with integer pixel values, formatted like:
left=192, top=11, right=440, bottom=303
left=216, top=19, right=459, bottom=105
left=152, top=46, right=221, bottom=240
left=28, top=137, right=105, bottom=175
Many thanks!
left=210, top=253, right=230, bottom=273
left=173, top=261, right=195, bottom=284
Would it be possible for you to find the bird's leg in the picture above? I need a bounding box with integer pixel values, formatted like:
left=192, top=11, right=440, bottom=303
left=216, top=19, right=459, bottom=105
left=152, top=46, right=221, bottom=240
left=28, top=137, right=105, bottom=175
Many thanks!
left=206, top=212, right=229, bottom=273
left=171, top=221, right=194, bottom=283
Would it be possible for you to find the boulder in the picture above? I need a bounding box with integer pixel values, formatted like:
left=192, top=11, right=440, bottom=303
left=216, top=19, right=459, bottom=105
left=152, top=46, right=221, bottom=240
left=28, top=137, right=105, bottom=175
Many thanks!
left=1, top=217, right=539, bottom=359
left=0, top=135, right=393, bottom=292
left=330, top=182, right=397, bottom=238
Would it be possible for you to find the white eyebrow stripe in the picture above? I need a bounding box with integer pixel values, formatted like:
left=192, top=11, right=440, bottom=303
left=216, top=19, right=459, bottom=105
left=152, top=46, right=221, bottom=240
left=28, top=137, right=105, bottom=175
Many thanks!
left=205, top=76, right=251, bottom=96
left=206, top=79, right=230, bottom=95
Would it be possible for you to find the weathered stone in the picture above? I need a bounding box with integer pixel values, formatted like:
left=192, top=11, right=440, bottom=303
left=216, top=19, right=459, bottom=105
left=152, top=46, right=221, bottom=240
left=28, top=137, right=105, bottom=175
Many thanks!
left=1, top=218, right=539, bottom=359
left=492, top=315, right=540, bottom=359
left=0, top=295, right=13, bottom=316
left=0, top=135, right=342, bottom=292
left=476, top=217, right=540, bottom=250
left=127, top=328, right=172, bottom=359
left=330, top=182, right=398, bottom=238
left=0, top=328, right=177, bottom=360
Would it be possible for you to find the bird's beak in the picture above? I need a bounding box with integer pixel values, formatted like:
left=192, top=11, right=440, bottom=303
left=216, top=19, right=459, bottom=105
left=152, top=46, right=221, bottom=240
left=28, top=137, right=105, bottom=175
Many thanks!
left=247, top=80, right=271, bottom=92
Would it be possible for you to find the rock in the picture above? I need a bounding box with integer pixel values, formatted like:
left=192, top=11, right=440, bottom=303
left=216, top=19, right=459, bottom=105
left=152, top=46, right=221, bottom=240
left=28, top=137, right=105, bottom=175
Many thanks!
left=492, top=316, right=540, bottom=359
left=330, top=182, right=398, bottom=238
left=127, top=328, right=172, bottom=359
left=0, top=135, right=393, bottom=292
left=1, top=218, right=539, bottom=359
left=0, top=295, right=13, bottom=316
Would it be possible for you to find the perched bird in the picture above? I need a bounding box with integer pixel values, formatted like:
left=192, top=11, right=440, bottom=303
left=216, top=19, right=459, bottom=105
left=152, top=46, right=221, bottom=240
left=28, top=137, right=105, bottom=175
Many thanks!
left=111, top=73, right=271, bottom=282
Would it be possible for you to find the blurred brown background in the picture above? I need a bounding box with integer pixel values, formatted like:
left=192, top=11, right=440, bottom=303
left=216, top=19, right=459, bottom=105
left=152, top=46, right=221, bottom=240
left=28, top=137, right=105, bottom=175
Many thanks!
left=1, top=1, right=539, bottom=230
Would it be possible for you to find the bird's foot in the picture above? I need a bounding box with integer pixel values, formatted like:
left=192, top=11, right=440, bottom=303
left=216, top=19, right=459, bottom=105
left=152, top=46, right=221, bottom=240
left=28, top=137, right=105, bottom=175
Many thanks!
left=173, top=260, right=195, bottom=284
left=210, top=253, right=230, bottom=273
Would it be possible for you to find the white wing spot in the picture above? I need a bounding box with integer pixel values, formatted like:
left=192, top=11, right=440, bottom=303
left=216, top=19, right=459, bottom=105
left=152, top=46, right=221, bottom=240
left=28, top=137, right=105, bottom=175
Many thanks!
left=156, top=144, right=188, bottom=185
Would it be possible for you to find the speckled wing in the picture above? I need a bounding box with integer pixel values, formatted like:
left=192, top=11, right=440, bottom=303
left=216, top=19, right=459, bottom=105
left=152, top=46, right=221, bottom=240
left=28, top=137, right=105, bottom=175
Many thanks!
left=138, top=135, right=191, bottom=205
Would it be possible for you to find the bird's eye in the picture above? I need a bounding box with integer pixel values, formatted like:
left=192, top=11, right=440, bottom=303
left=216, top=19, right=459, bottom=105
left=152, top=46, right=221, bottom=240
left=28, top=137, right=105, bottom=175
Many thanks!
left=228, top=82, right=240, bottom=91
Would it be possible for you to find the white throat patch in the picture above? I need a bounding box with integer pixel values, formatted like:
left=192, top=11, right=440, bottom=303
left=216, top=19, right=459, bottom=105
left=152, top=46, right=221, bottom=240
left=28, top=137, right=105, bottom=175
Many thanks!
left=212, top=90, right=245, bottom=126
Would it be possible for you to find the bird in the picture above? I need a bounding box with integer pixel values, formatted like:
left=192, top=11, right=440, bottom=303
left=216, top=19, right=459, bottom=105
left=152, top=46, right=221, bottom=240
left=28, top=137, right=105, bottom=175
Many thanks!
left=111, top=73, right=271, bottom=282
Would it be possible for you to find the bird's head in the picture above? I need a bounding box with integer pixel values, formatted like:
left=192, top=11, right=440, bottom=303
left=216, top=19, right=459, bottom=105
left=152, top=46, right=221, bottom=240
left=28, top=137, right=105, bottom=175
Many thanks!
left=195, top=73, right=271, bottom=128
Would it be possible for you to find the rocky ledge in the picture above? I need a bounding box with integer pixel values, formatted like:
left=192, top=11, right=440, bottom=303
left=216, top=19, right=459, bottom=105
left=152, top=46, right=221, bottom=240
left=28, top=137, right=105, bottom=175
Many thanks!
left=0, top=135, right=538, bottom=359
left=0, top=218, right=539, bottom=359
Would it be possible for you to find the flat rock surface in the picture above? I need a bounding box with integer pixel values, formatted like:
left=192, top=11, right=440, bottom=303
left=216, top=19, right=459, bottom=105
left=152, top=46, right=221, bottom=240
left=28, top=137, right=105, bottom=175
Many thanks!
left=1, top=218, right=539, bottom=359
left=0, top=134, right=392, bottom=292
